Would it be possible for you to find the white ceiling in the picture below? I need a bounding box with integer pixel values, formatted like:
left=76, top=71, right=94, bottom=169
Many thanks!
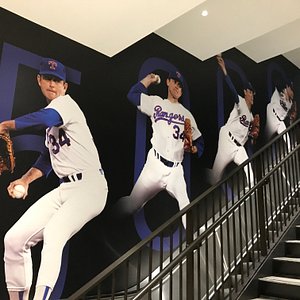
left=1, top=0, right=300, bottom=68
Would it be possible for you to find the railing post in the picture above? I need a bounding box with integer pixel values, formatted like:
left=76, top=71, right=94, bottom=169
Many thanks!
left=255, top=154, right=267, bottom=256
left=186, top=209, right=194, bottom=299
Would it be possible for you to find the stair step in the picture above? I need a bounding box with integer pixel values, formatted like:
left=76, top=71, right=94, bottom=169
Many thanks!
left=273, top=256, right=300, bottom=263
left=273, top=257, right=300, bottom=277
left=260, top=275, right=300, bottom=285
left=251, top=298, right=289, bottom=300
left=285, top=240, right=300, bottom=257
left=296, top=225, right=300, bottom=239
left=251, top=297, right=290, bottom=300
left=258, top=276, right=300, bottom=299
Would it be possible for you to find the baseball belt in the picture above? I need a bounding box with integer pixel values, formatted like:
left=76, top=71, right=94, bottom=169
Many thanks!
left=273, top=108, right=283, bottom=121
left=153, top=149, right=179, bottom=168
left=229, top=132, right=241, bottom=147
left=62, top=173, right=82, bottom=182
left=61, top=169, right=104, bottom=182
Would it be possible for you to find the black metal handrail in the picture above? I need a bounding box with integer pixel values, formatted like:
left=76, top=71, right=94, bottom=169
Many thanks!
left=68, top=119, right=300, bottom=300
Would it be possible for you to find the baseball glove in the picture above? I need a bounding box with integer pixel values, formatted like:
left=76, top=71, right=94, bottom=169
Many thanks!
left=184, top=118, right=196, bottom=153
left=249, top=114, right=260, bottom=142
left=0, top=132, right=15, bottom=175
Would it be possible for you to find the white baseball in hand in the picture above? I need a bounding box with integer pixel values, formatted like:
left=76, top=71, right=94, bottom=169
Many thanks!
left=12, top=184, right=26, bottom=199
left=154, top=74, right=161, bottom=85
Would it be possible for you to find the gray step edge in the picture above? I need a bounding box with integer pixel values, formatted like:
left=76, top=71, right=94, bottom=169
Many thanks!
left=259, top=276, right=300, bottom=286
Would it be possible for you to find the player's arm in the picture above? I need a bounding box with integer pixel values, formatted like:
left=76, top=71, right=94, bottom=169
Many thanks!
left=0, top=109, right=57, bottom=174
left=15, top=108, right=63, bottom=129
left=7, top=142, right=51, bottom=199
left=194, top=136, right=204, bottom=157
left=8, top=143, right=51, bottom=199
left=289, top=100, right=297, bottom=124
left=127, top=73, right=159, bottom=106
left=32, top=144, right=52, bottom=177
left=0, top=108, right=63, bottom=132
left=18, top=167, right=43, bottom=186
left=217, top=55, right=239, bottom=104
left=127, top=82, right=147, bottom=106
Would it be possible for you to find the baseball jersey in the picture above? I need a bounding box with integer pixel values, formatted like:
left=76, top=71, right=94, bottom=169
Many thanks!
left=45, top=94, right=102, bottom=178
left=269, top=88, right=292, bottom=120
left=139, top=94, right=201, bottom=162
left=224, top=95, right=253, bottom=146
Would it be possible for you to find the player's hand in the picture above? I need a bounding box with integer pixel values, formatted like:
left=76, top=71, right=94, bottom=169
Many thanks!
left=216, top=55, right=227, bottom=75
left=183, top=138, right=190, bottom=152
left=190, top=145, right=197, bottom=154
left=0, top=123, right=7, bottom=135
left=7, top=180, right=29, bottom=199
left=149, top=73, right=160, bottom=85
left=141, top=73, right=160, bottom=88
left=184, top=141, right=197, bottom=154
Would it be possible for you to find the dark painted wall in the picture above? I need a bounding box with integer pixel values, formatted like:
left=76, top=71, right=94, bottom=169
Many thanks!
left=0, top=7, right=299, bottom=299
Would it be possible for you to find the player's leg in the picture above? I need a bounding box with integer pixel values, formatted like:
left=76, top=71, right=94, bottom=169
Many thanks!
left=166, top=165, right=190, bottom=228
left=234, top=146, right=254, bottom=187
left=33, top=173, right=108, bottom=296
left=115, top=149, right=164, bottom=216
left=211, top=150, right=227, bottom=184
left=8, top=290, right=29, bottom=300
left=4, top=188, right=61, bottom=300
left=210, top=128, right=233, bottom=185
left=277, top=121, right=291, bottom=152
left=265, top=104, right=278, bottom=141
left=115, top=176, right=161, bottom=216
left=32, top=286, right=51, bottom=300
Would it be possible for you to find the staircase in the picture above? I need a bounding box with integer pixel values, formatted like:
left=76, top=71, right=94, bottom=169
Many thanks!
left=66, top=122, right=300, bottom=300
left=242, top=224, right=300, bottom=300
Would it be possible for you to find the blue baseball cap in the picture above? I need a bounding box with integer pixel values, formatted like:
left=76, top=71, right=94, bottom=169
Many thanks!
left=274, top=77, right=293, bottom=92
left=243, top=81, right=255, bottom=94
left=284, top=78, right=293, bottom=89
left=39, top=58, right=66, bottom=81
left=168, top=70, right=184, bottom=88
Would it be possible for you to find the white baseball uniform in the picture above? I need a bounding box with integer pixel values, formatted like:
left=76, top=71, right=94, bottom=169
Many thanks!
left=118, top=93, right=202, bottom=228
left=265, top=87, right=292, bottom=148
left=210, top=95, right=254, bottom=186
left=4, top=95, right=108, bottom=291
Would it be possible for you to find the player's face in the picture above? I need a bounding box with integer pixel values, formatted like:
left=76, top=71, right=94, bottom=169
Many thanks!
left=286, top=85, right=294, bottom=101
left=167, top=78, right=183, bottom=101
left=37, top=74, right=68, bottom=101
left=244, top=89, right=254, bottom=107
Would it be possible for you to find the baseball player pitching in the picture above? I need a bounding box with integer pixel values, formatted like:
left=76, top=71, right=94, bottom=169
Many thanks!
left=265, top=78, right=295, bottom=151
left=0, top=58, right=108, bottom=300
left=208, top=56, right=256, bottom=187
left=114, top=71, right=204, bottom=228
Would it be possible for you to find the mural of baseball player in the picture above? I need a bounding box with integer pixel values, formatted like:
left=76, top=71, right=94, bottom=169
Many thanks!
left=0, top=58, right=108, bottom=300
left=265, top=77, right=296, bottom=150
left=208, top=55, right=258, bottom=188
left=115, top=71, right=204, bottom=228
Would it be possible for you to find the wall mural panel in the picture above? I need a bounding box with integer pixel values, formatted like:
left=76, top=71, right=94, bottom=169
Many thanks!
left=0, top=8, right=299, bottom=300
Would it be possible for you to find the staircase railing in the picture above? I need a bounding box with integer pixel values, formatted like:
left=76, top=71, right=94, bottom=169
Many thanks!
left=68, top=119, right=300, bottom=300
